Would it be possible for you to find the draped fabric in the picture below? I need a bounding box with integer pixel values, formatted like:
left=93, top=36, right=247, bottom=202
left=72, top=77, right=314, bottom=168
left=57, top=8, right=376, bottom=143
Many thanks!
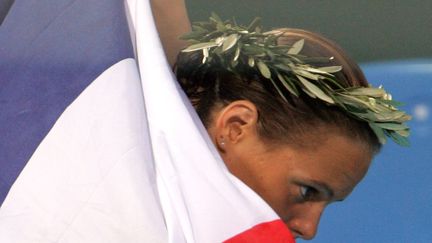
left=0, top=0, right=294, bottom=242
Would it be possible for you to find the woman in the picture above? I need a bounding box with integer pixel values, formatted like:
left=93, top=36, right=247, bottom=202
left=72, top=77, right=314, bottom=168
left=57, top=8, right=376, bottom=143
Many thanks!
left=172, top=16, right=410, bottom=240
left=151, top=2, right=409, bottom=240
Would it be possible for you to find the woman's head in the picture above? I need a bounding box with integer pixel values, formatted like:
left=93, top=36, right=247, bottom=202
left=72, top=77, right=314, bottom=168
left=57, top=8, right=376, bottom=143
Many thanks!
left=175, top=28, right=380, bottom=239
left=176, top=28, right=381, bottom=153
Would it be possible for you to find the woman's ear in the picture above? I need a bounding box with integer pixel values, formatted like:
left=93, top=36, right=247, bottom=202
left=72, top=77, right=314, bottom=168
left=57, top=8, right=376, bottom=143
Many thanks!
left=212, top=100, right=259, bottom=150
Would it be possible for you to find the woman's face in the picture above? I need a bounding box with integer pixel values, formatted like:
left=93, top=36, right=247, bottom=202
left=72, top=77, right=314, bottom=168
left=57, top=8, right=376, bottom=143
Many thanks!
left=209, top=101, right=373, bottom=240
left=221, top=132, right=372, bottom=240
left=222, top=133, right=372, bottom=240
left=208, top=100, right=372, bottom=239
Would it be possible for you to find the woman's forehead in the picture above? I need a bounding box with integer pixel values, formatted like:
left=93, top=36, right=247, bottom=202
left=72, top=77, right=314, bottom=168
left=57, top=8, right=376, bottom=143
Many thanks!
left=284, top=134, right=373, bottom=193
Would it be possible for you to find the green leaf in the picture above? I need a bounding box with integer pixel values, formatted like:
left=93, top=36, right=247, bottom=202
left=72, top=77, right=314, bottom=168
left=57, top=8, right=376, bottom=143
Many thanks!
left=396, top=129, right=410, bottom=137
left=370, top=113, right=408, bottom=123
left=388, top=130, right=410, bottom=147
left=398, top=114, right=412, bottom=123
left=247, top=17, right=261, bottom=32
left=375, top=111, right=410, bottom=122
left=210, top=12, right=223, bottom=24
left=379, top=99, right=404, bottom=107
left=316, top=66, right=343, bottom=73
left=369, top=123, right=387, bottom=144
left=216, top=22, right=226, bottom=31
left=301, top=87, right=316, bottom=98
left=296, top=56, right=333, bottom=64
left=243, top=45, right=265, bottom=55
left=274, top=63, right=293, bottom=73
left=202, top=48, right=209, bottom=63
left=182, top=42, right=218, bottom=52
left=324, top=77, right=345, bottom=89
left=231, top=59, right=239, bottom=67
left=206, top=31, right=224, bottom=40
left=287, top=39, right=304, bottom=55
left=347, top=87, right=386, bottom=97
left=255, top=26, right=263, bottom=34
left=215, top=36, right=225, bottom=45
left=233, top=46, right=241, bottom=62
left=277, top=73, right=299, bottom=97
left=337, top=94, right=376, bottom=111
left=302, top=66, right=335, bottom=75
left=269, top=78, right=288, bottom=102
left=294, top=69, right=320, bottom=81
left=222, top=34, right=239, bottom=52
left=375, top=122, right=409, bottom=131
left=248, top=57, right=255, bottom=67
left=264, top=34, right=279, bottom=47
left=352, top=111, right=378, bottom=121
left=297, top=75, right=335, bottom=104
left=345, top=104, right=368, bottom=113
left=257, top=61, right=272, bottom=79
left=192, top=25, right=207, bottom=32
left=180, top=31, right=206, bottom=40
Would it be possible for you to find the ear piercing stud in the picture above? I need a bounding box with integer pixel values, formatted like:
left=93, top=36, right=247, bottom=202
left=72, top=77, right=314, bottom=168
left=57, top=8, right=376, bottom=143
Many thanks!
left=220, top=138, right=225, bottom=146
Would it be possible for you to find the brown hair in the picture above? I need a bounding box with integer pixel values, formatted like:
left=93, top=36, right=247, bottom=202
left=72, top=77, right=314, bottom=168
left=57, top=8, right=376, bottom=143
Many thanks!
left=175, top=28, right=381, bottom=153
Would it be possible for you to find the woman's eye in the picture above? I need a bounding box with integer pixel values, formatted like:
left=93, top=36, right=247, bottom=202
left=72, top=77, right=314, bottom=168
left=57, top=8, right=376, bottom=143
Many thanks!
left=299, top=185, right=317, bottom=201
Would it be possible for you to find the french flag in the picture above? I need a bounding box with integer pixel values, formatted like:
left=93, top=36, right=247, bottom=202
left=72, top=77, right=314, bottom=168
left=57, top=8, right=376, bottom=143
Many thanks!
left=0, top=0, right=295, bottom=242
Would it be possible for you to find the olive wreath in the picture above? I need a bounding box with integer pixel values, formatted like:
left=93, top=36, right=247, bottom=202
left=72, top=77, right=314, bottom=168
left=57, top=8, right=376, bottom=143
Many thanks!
left=179, top=13, right=411, bottom=146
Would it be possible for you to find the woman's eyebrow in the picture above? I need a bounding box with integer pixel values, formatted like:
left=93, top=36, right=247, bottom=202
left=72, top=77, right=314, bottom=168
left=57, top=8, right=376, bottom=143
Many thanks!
left=309, top=180, right=335, bottom=199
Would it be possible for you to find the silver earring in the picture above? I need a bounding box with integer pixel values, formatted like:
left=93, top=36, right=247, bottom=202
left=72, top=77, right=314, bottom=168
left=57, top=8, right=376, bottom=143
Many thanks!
left=220, top=138, right=225, bottom=146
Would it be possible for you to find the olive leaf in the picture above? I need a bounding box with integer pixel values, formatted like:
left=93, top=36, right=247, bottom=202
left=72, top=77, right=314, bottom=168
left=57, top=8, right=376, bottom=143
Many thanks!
left=202, top=48, right=209, bottom=63
left=248, top=57, right=255, bottom=67
left=257, top=61, right=271, bottom=79
left=183, top=42, right=219, bottom=52
left=243, top=45, right=266, bottom=55
left=210, top=12, right=223, bottom=24
left=277, top=72, right=299, bottom=97
left=302, top=66, right=336, bottom=75
left=379, top=99, right=404, bottom=107
left=247, top=17, right=261, bottom=32
left=375, top=122, right=409, bottom=131
left=388, top=131, right=410, bottom=147
left=270, top=78, right=288, bottom=102
left=396, top=129, right=410, bottom=137
left=369, top=123, right=387, bottom=144
left=317, top=66, right=343, bottom=73
left=222, top=34, right=239, bottom=52
left=287, top=39, right=304, bottom=55
left=297, top=75, right=334, bottom=104
left=233, top=46, right=241, bottom=62
left=347, top=87, right=386, bottom=97
left=180, top=31, right=207, bottom=40
left=294, top=69, right=321, bottom=81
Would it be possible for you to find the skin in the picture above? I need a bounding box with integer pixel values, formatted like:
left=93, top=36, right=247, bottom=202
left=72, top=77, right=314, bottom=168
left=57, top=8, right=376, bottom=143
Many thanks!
left=151, top=0, right=191, bottom=66
left=207, top=100, right=373, bottom=240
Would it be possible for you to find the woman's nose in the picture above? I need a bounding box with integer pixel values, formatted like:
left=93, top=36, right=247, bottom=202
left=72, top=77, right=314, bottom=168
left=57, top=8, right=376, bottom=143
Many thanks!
left=287, top=204, right=325, bottom=240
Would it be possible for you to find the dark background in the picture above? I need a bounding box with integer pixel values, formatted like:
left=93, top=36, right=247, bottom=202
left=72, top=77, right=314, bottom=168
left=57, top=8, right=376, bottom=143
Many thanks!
left=0, top=0, right=14, bottom=25
left=186, top=0, right=432, bottom=62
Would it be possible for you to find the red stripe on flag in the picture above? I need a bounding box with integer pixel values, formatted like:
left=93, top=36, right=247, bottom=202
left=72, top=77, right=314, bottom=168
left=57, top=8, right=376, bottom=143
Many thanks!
left=224, top=220, right=296, bottom=243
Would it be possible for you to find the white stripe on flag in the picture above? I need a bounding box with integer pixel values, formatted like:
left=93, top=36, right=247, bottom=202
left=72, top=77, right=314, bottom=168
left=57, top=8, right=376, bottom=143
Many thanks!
left=0, top=59, right=167, bottom=243
left=128, top=0, right=283, bottom=242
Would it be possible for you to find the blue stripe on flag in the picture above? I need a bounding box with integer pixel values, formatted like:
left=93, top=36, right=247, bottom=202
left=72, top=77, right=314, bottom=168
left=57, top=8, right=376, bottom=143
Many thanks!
left=0, top=0, right=134, bottom=205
